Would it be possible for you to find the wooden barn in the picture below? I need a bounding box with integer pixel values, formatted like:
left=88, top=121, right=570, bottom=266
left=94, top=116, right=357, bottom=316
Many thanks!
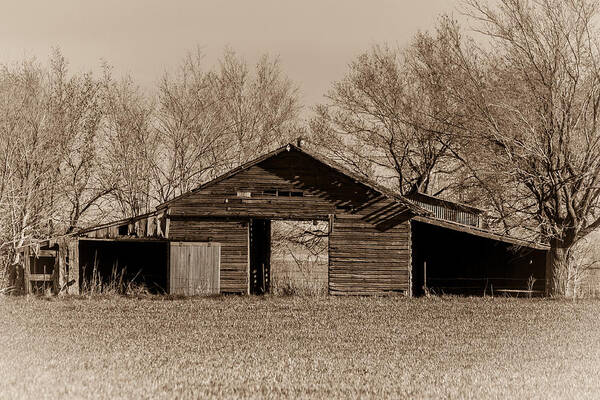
left=17, top=142, right=549, bottom=296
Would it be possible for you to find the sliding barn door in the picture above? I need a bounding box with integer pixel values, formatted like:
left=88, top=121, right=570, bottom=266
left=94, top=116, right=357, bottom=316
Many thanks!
left=169, top=242, right=220, bottom=295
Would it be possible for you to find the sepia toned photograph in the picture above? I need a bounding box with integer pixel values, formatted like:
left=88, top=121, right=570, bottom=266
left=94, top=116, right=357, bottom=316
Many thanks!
left=1, top=0, right=599, bottom=398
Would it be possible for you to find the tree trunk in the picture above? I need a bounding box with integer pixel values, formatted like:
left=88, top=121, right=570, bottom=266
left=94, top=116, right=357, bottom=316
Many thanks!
left=546, top=240, right=571, bottom=296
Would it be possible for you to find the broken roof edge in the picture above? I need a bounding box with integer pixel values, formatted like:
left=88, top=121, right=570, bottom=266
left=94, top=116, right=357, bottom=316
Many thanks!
left=412, top=215, right=549, bottom=251
left=75, top=209, right=163, bottom=236
left=15, top=210, right=166, bottom=252
left=157, top=142, right=430, bottom=216
left=14, top=233, right=76, bottom=252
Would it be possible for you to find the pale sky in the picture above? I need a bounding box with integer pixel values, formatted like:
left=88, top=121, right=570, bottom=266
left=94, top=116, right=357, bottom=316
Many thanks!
left=0, top=0, right=460, bottom=111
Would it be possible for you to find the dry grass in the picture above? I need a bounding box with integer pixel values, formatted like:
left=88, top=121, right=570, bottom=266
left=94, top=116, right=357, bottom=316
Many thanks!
left=1, top=296, right=599, bottom=399
left=270, top=260, right=327, bottom=296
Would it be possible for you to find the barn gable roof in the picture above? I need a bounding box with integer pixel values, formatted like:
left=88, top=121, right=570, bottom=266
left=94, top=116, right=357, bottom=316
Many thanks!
left=19, top=142, right=546, bottom=252
left=158, top=143, right=428, bottom=215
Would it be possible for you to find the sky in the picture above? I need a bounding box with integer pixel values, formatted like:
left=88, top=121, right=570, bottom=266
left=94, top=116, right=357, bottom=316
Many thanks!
left=0, top=0, right=461, bottom=112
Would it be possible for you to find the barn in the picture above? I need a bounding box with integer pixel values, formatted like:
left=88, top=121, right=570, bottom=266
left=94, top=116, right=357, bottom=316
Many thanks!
left=18, top=142, right=549, bottom=296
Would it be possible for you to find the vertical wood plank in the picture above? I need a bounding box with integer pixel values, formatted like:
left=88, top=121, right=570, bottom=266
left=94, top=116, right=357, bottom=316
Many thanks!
left=169, top=242, right=221, bottom=296
left=212, top=244, right=220, bottom=293
left=328, top=225, right=332, bottom=296
left=169, top=243, right=174, bottom=294
left=408, top=220, right=413, bottom=298
left=164, top=217, right=170, bottom=239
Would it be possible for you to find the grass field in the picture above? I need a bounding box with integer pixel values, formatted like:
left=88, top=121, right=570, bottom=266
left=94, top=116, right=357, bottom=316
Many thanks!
left=1, top=296, right=599, bottom=399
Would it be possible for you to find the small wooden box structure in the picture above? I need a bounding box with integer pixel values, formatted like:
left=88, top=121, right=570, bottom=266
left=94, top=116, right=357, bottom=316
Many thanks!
left=169, top=242, right=220, bottom=295
left=23, top=248, right=57, bottom=294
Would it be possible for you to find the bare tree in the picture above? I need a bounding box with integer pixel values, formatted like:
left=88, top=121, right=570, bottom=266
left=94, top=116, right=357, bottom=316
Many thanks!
left=101, top=71, right=157, bottom=218
left=423, top=0, right=600, bottom=295
left=0, top=60, right=58, bottom=238
left=0, top=51, right=117, bottom=288
left=311, top=45, right=460, bottom=196
left=46, top=51, right=111, bottom=233
left=0, top=58, right=64, bottom=289
left=153, top=48, right=302, bottom=202
left=214, top=49, right=302, bottom=167
left=153, top=50, right=228, bottom=202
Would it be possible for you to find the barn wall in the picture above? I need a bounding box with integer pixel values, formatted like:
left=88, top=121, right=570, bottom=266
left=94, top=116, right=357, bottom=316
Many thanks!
left=166, top=149, right=413, bottom=296
left=168, top=218, right=249, bottom=294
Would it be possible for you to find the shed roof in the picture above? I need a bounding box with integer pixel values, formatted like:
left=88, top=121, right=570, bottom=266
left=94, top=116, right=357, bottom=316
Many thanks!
left=412, top=215, right=549, bottom=250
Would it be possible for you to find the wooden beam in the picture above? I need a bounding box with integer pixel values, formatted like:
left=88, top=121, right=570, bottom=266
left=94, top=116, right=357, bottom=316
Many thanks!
left=413, top=216, right=548, bottom=250
left=328, top=214, right=335, bottom=234
left=29, top=274, right=53, bottom=282
left=53, top=248, right=60, bottom=295
left=78, top=237, right=168, bottom=243
left=32, top=249, right=57, bottom=258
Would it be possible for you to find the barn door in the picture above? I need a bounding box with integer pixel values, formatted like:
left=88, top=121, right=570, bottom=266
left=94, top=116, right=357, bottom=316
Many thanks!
left=249, top=219, right=271, bottom=295
left=169, top=242, right=220, bottom=295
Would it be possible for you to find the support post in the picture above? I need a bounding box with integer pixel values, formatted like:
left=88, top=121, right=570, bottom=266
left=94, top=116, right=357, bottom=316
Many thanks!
left=57, top=239, right=68, bottom=295
left=23, top=247, right=31, bottom=295
left=57, top=238, right=79, bottom=295
left=423, top=261, right=427, bottom=293
left=407, top=221, right=413, bottom=298
left=53, top=250, right=60, bottom=295
left=327, top=214, right=334, bottom=296
left=545, top=249, right=552, bottom=296
left=67, top=238, right=80, bottom=295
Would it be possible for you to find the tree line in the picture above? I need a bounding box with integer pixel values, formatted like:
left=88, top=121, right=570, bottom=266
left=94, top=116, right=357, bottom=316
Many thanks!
left=0, top=48, right=301, bottom=278
left=2, top=0, right=600, bottom=296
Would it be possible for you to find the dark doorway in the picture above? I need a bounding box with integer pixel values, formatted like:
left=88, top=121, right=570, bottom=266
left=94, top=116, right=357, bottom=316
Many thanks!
left=79, top=240, right=169, bottom=293
left=249, top=219, right=271, bottom=295
left=411, top=221, right=546, bottom=296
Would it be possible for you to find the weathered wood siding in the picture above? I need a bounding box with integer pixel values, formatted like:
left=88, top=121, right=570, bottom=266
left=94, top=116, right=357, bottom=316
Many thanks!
left=168, top=219, right=248, bottom=294
left=329, top=216, right=410, bottom=295
left=166, top=149, right=412, bottom=296
left=168, top=149, right=367, bottom=220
